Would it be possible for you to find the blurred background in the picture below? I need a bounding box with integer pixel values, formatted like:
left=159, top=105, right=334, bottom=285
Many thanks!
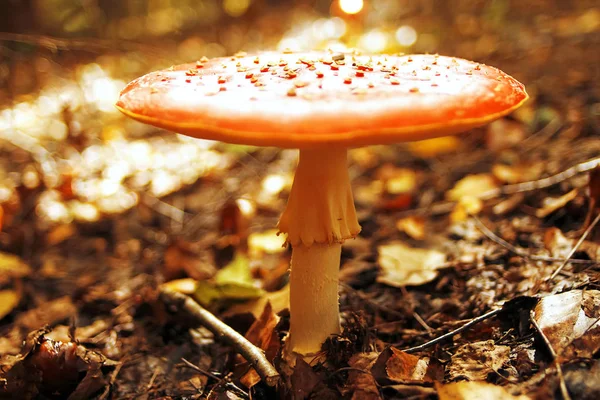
left=0, top=0, right=598, bottom=235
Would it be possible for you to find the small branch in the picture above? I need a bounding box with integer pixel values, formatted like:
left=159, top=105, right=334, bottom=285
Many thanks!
left=396, top=157, right=600, bottom=218
left=480, top=157, right=600, bottom=200
left=548, top=212, right=600, bottom=280
left=400, top=308, right=502, bottom=353
left=471, top=214, right=597, bottom=265
left=0, top=32, right=163, bottom=55
left=530, top=310, right=572, bottom=400
left=160, top=289, right=280, bottom=387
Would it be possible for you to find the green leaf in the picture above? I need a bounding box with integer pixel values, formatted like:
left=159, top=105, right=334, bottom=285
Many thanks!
left=194, top=254, right=264, bottom=306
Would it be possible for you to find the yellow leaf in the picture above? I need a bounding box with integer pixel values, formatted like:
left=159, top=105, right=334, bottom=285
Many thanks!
left=447, top=174, right=498, bottom=202
left=450, top=196, right=483, bottom=223
left=436, top=381, right=530, bottom=400
left=248, top=229, right=286, bottom=258
left=0, top=252, right=31, bottom=285
left=377, top=242, right=446, bottom=287
left=408, top=136, right=460, bottom=158
left=160, top=278, right=197, bottom=294
left=0, top=290, right=20, bottom=320
left=194, top=253, right=265, bottom=306
left=396, top=216, right=426, bottom=240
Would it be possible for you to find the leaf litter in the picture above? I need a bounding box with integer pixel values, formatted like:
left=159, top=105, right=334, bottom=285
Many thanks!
left=1, top=7, right=600, bottom=398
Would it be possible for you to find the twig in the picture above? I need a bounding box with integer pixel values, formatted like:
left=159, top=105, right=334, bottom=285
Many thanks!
left=340, top=283, right=406, bottom=319
left=480, top=156, right=600, bottom=200
left=400, top=308, right=502, bottom=353
left=180, top=357, right=221, bottom=381
left=548, top=212, right=600, bottom=280
left=471, top=214, right=597, bottom=265
left=180, top=358, right=248, bottom=398
left=0, top=32, right=163, bottom=55
left=530, top=310, right=572, bottom=400
left=160, top=289, right=280, bottom=387
left=396, top=157, right=600, bottom=218
left=98, top=360, right=124, bottom=400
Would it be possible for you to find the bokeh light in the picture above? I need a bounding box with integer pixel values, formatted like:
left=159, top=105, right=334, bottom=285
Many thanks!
left=223, top=0, right=251, bottom=17
left=339, top=0, right=364, bottom=15
left=395, top=25, right=418, bottom=47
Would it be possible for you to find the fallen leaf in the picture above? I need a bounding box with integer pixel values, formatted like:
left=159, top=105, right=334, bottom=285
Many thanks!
left=396, top=216, right=426, bottom=240
left=15, top=296, right=77, bottom=331
left=160, top=278, right=197, bottom=295
left=535, top=189, right=579, bottom=218
left=343, top=353, right=381, bottom=400
left=0, top=332, right=117, bottom=399
left=543, top=227, right=573, bottom=258
left=436, top=381, right=530, bottom=400
left=194, top=253, right=264, bottom=306
left=492, top=163, right=543, bottom=184
left=46, top=224, right=76, bottom=246
left=446, top=174, right=498, bottom=202
left=534, top=290, right=600, bottom=360
left=0, top=290, right=20, bottom=320
left=377, top=242, right=446, bottom=287
left=289, top=356, right=323, bottom=400
left=240, top=303, right=280, bottom=388
left=450, top=196, right=483, bottom=223
left=447, top=340, right=511, bottom=381
left=385, top=169, right=417, bottom=195
left=0, top=251, right=31, bottom=285
left=164, top=241, right=216, bottom=280
left=225, top=284, right=290, bottom=318
left=564, top=359, right=600, bottom=400
left=408, top=136, right=460, bottom=157
left=589, top=166, right=600, bottom=209
left=248, top=229, right=286, bottom=258
left=218, top=199, right=248, bottom=248
left=372, top=347, right=441, bottom=385
left=485, top=118, right=526, bottom=151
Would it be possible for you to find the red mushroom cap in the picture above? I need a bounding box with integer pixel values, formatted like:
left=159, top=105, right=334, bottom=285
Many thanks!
left=116, top=51, right=527, bottom=149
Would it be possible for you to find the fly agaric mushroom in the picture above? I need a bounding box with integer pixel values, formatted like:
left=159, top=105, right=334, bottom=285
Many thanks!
left=116, top=51, right=527, bottom=355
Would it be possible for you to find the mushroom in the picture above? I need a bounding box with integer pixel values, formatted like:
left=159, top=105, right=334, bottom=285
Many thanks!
left=116, top=51, right=527, bottom=355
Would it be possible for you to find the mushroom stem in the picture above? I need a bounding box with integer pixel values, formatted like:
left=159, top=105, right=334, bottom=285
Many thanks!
left=278, top=148, right=361, bottom=355
left=288, top=242, right=342, bottom=354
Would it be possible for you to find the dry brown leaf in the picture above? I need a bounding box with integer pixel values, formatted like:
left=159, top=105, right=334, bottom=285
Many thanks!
left=15, top=296, right=77, bottom=331
left=0, top=290, right=20, bottom=320
left=543, top=227, right=573, bottom=258
left=46, top=224, right=76, bottom=246
left=535, top=189, right=579, bottom=218
left=447, top=340, right=511, bottom=381
left=164, top=242, right=216, bottom=281
left=436, top=381, right=530, bottom=400
left=446, top=174, right=498, bottom=202
left=344, top=353, right=381, bottom=400
left=485, top=118, right=526, bottom=151
left=372, top=347, right=441, bottom=385
left=240, top=302, right=280, bottom=388
left=534, top=290, right=600, bottom=360
left=396, top=216, right=426, bottom=240
left=377, top=242, right=446, bottom=287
